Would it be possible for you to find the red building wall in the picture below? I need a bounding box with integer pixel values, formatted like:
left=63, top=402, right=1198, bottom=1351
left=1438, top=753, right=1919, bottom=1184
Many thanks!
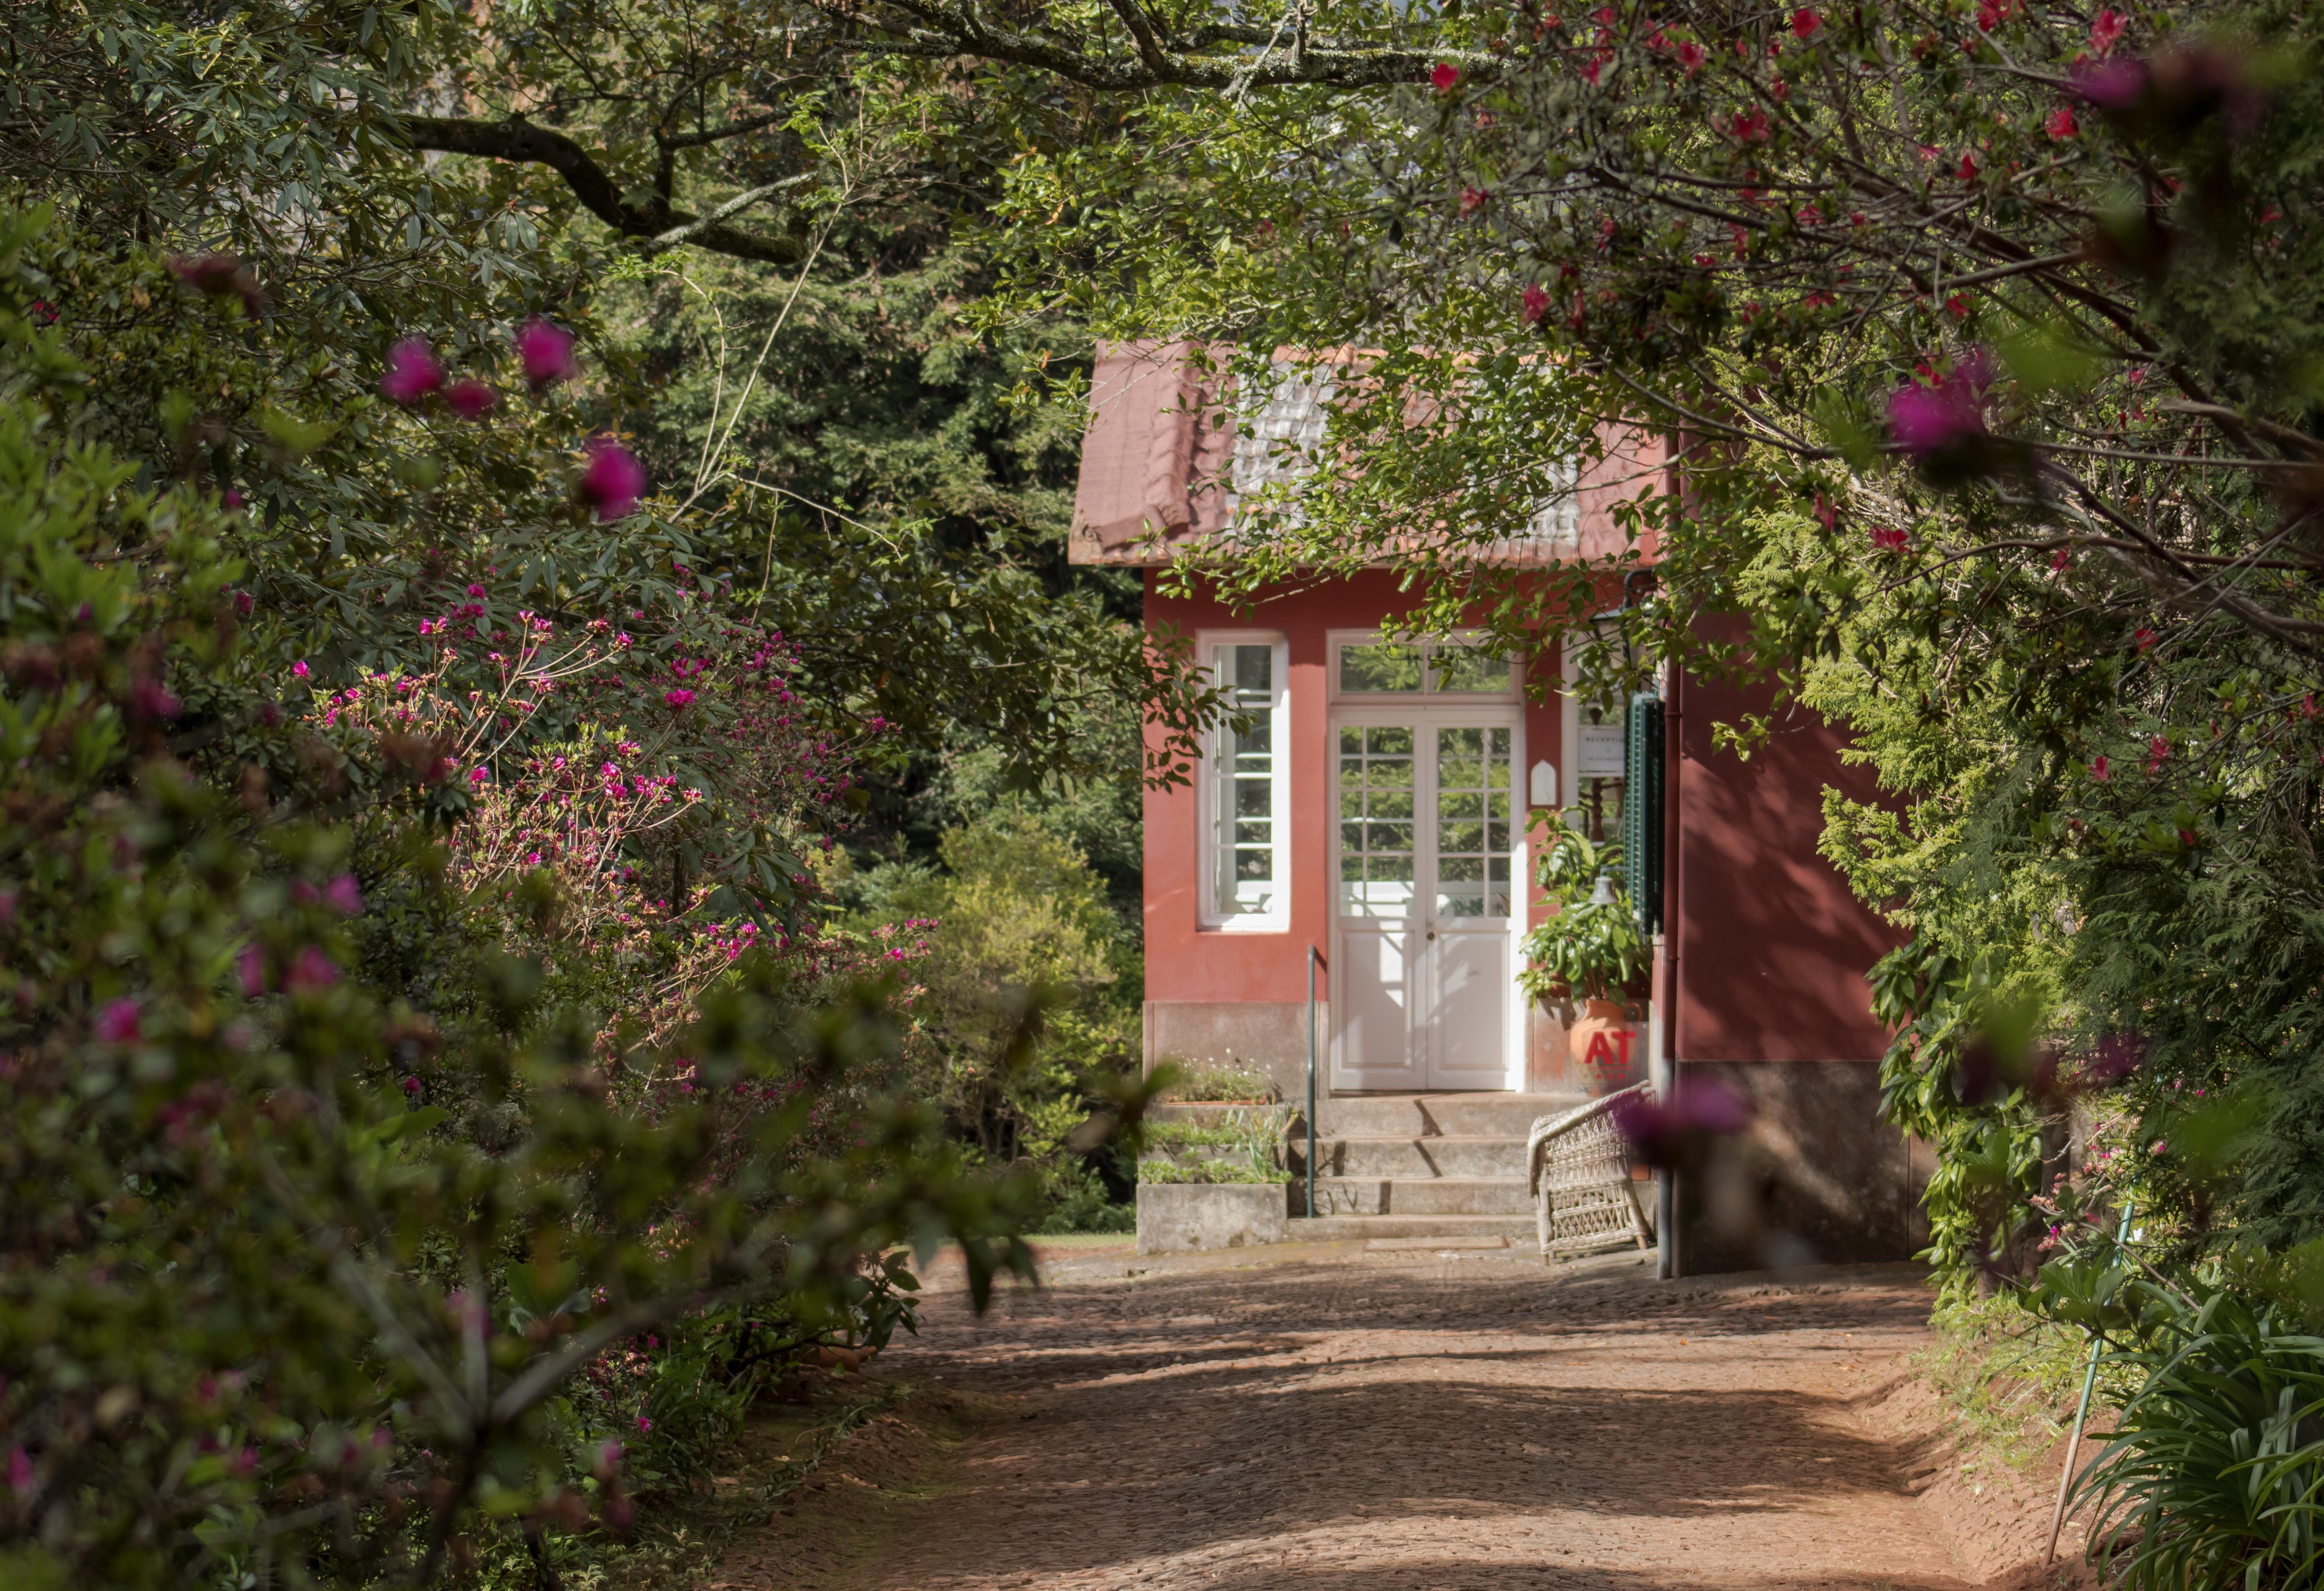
left=1141, top=568, right=1567, bottom=1022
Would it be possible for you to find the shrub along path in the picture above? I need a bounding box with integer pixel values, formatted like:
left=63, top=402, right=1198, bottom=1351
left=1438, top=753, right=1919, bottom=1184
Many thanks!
left=704, top=1242, right=2076, bottom=1590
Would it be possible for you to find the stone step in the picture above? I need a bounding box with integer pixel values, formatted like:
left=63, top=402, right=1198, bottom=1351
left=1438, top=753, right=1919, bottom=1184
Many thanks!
left=1302, top=1175, right=1533, bottom=1216
left=1283, top=1212, right=1539, bottom=1244
left=1308, top=1092, right=1585, bottom=1139
left=1290, top=1135, right=1531, bottom=1178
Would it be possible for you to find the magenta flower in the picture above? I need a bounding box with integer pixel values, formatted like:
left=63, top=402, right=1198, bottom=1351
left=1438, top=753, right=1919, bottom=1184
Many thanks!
left=446, top=379, right=498, bottom=419
left=292, top=659, right=310, bottom=679
left=381, top=339, right=443, bottom=405
left=2090, top=754, right=2111, bottom=782
left=1886, top=379, right=1987, bottom=457
left=635, top=1415, right=654, bottom=1434
left=7, top=1444, right=31, bottom=1497
left=324, top=874, right=364, bottom=915
left=2072, top=57, right=2147, bottom=109
left=516, top=317, right=579, bottom=389
left=167, top=253, right=264, bottom=319
left=663, top=688, right=696, bottom=710
left=95, top=998, right=141, bottom=1045
left=1612, top=1079, right=1753, bottom=1169
left=223, top=489, right=244, bottom=509
left=580, top=438, right=647, bottom=521
left=238, top=943, right=268, bottom=995
left=401, top=1076, right=421, bottom=1096
left=285, top=945, right=338, bottom=990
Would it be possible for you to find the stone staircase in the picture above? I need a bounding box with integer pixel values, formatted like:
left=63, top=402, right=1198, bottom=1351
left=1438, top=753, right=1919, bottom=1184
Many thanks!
left=1281, top=1092, right=1583, bottom=1245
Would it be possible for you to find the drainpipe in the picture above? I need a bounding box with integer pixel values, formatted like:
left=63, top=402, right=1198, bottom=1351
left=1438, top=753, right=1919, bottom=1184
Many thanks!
left=1657, top=669, right=1682, bottom=1280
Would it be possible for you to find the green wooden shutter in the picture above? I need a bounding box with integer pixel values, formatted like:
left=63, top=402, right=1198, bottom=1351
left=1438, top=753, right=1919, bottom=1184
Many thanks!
left=1625, top=691, right=1664, bottom=938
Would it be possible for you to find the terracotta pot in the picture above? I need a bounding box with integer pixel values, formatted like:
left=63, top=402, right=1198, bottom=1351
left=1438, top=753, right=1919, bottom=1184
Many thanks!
left=1566, top=997, right=1638, bottom=1086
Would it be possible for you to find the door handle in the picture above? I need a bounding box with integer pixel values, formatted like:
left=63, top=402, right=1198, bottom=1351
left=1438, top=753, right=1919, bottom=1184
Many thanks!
left=1426, top=929, right=1437, bottom=941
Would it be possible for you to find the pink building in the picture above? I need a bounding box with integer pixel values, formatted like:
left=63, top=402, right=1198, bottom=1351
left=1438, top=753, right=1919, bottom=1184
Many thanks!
left=1076, top=344, right=1930, bottom=1272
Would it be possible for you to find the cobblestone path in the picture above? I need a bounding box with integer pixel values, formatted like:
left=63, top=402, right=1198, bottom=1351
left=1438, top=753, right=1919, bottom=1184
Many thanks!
left=777, top=1243, right=1979, bottom=1591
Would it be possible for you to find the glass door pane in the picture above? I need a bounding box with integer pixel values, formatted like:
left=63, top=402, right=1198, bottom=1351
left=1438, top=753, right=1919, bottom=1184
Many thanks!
left=1337, top=724, right=1416, bottom=917
left=1433, top=726, right=1513, bottom=918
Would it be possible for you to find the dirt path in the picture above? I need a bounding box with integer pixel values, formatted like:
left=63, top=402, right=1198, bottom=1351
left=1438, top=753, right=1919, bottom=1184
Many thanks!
left=707, top=1241, right=2076, bottom=1591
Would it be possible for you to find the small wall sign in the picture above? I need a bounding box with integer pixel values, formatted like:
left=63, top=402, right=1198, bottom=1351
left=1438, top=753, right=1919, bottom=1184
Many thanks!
left=1578, top=723, right=1625, bottom=777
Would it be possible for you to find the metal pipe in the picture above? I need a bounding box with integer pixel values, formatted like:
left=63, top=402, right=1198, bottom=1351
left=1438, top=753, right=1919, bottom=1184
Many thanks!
left=2045, top=1201, right=2136, bottom=1564
left=1305, top=944, right=1319, bottom=1219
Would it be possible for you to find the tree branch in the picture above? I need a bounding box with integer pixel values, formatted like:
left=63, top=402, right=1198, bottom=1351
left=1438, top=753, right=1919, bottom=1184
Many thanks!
left=396, top=114, right=807, bottom=265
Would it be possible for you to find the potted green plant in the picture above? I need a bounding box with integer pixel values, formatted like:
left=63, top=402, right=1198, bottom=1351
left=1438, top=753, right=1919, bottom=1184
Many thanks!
left=1517, top=813, right=1648, bottom=1075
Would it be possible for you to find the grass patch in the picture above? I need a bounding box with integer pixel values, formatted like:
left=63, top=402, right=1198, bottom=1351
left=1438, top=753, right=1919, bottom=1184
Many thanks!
left=1916, top=1290, right=2101, bottom=1481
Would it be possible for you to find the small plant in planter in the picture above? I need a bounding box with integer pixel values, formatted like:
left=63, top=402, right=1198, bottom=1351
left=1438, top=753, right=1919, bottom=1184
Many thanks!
left=1517, top=813, right=1648, bottom=1081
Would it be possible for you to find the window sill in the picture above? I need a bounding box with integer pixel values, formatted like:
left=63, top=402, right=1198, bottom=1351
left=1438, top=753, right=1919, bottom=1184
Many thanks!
left=1197, top=919, right=1292, bottom=934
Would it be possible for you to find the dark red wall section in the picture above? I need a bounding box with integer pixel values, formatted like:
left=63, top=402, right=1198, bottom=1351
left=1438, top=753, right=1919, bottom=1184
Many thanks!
left=1667, top=658, right=1899, bottom=1064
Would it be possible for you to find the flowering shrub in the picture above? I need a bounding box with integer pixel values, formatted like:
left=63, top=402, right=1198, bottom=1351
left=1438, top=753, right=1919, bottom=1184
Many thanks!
left=0, top=204, right=1036, bottom=1590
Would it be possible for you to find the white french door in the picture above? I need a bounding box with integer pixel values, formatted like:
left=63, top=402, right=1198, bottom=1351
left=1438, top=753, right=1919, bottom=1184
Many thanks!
left=1331, top=713, right=1521, bottom=1091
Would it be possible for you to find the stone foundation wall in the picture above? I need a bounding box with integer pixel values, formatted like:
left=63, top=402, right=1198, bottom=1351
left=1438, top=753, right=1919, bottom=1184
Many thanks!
left=1143, top=1000, right=1323, bottom=1105
left=1674, top=1059, right=1934, bottom=1275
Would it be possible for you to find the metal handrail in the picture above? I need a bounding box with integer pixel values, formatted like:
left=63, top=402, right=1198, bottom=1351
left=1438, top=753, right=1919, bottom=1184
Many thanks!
left=1305, top=944, right=1319, bottom=1219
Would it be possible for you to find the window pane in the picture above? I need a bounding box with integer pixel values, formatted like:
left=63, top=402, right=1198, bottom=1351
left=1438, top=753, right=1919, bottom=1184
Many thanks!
left=1337, top=725, right=1418, bottom=918
left=1432, top=724, right=1515, bottom=920
left=1340, top=643, right=1424, bottom=694
left=1212, top=643, right=1280, bottom=917
left=1429, top=643, right=1514, bottom=695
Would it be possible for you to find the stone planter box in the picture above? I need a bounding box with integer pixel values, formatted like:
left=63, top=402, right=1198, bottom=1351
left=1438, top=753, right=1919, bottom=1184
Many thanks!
left=1135, top=1182, right=1287, bottom=1256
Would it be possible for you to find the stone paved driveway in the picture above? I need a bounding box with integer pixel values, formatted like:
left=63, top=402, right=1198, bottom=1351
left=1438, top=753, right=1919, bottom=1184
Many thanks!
left=724, top=1240, right=1987, bottom=1591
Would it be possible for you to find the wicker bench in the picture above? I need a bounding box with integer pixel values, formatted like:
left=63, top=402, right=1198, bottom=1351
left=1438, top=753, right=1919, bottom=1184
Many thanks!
left=1527, top=1083, right=1656, bottom=1262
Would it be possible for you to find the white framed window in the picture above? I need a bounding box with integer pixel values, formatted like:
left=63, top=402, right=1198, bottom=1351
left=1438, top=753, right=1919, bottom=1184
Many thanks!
left=1202, top=632, right=1291, bottom=928
left=1329, top=630, right=1519, bottom=701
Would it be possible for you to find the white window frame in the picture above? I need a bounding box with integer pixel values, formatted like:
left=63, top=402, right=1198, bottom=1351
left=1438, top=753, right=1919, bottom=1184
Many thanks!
left=1327, top=629, right=1522, bottom=702
left=1199, top=631, right=1292, bottom=931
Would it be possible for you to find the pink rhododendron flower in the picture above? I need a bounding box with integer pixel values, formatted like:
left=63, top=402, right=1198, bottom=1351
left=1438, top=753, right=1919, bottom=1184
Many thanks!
left=324, top=874, right=363, bottom=915
left=446, top=379, right=498, bottom=419
left=95, top=998, right=140, bottom=1044
left=2147, top=735, right=2171, bottom=774
left=1869, top=525, right=1909, bottom=552
left=380, top=339, right=443, bottom=404
left=516, top=317, right=579, bottom=389
left=223, top=489, right=244, bottom=509
left=1886, top=378, right=1987, bottom=457
left=237, top=943, right=268, bottom=995
left=2073, top=56, right=2147, bottom=108
left=663, top=688, right=696, bottom=709
left=292, top=660, right=310, bottom=679
left=636, top=1415, right=654, bottom=1434
left=2046, top=105, right=2078, bottom=139
left=1521, top=283, right=1552, bottom=324
left=2091, top=754, right=2110, bottom=782
left=2089, top=8, right=2126, bottom=56
left=7, top=1445, right=30, bottom=1497
left=1430, top=63, right=1460, bottom=91
left=2052, top=547, right=2072, bottom=572
left=402, top=1076, right=421, bottom=1095
left=1790, top=7, right=1820, bottom=38
left=2133, top=625, right=2157, bottom=652
left=286, top=945, right=338, bottom=990
left=580, top=438, right=647, bottom=521
left=1673, top=38, right=1708, bottom=75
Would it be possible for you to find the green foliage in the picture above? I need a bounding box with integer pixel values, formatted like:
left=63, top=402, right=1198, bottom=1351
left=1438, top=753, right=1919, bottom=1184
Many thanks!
left=2028, top=1253, right=2324, bottom=1591
left=1164, top=1064, right=1277, bottom=1103
left=1517, top=813, right=1646, bottom=1003
left=0, top=197, right=1044, bottom=1586
left=838, top=813, right=1144, bottom=1229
